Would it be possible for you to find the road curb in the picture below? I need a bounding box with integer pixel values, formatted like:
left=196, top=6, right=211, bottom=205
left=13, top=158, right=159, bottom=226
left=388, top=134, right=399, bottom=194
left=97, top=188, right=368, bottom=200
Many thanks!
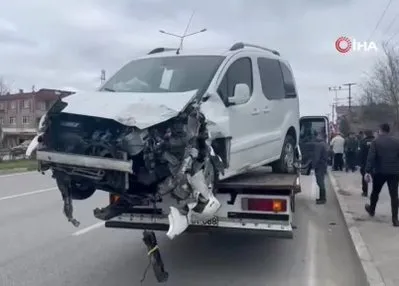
left=328, top=171, right=385, bottom=286
left=0, top=168, right=36, bottom=176
left=0, top=167, right=28, bottom=174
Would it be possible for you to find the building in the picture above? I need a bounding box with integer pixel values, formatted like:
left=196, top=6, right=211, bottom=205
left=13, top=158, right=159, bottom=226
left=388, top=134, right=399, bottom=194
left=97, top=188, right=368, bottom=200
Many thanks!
left=0, top=88, right=74, bottom=148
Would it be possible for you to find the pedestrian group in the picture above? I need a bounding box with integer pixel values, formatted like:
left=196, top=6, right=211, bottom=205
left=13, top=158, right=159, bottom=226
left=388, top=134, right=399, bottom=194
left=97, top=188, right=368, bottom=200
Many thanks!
left=328, top=123, right=399, bottom=227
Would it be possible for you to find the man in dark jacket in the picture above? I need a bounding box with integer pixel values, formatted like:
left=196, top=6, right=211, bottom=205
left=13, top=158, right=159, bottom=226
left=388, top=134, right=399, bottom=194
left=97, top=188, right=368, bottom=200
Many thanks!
left=358, top=130, right=375, bottom=197
left=365, top=123, right=399, bottom=227
left=312, top=131, right=329, bottom=204
left=344, top=132, right=358, bottom=172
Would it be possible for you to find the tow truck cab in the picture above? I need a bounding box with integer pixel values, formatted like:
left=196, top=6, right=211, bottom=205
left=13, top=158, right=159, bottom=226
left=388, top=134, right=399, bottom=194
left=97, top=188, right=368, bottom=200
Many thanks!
left=102, top=116, right=329, bottom=239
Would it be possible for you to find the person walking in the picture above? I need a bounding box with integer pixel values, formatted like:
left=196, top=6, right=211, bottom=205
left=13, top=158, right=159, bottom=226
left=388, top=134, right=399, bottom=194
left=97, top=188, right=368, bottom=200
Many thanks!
left=365, top=123, right=399, bottom=227
left=344, top=132, right=358, bottom=172
left=330, top=132, right=345, bottom=171
left=312, top=131, right=329, bottom=204
left=358, top=130, right=375, bottom=197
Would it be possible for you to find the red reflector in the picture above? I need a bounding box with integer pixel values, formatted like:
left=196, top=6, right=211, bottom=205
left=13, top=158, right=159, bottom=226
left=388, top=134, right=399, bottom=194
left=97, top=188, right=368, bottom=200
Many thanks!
left=245, top=198, right=287, bottom=212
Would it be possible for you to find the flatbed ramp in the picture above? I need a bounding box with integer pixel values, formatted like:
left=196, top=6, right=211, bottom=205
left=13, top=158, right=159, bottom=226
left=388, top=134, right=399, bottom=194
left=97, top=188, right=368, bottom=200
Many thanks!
left=217, top=167, right=301, bottom=193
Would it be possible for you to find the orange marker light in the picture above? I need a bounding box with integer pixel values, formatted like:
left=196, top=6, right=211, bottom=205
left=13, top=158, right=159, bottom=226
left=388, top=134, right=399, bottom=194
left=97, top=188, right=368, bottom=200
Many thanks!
left=272, top=200, right=283, bottom=212
left=110, top=194, right=120, bottom=204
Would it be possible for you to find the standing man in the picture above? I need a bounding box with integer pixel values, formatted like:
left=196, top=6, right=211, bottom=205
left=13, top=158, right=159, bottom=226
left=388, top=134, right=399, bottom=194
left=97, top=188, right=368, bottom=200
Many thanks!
left=344, top=132, right=358, bottom=172
left=365, top=123, right=399, bottom=227
left=330, top=132, right=345, bottom=171
left=358, top=130, right=375, bottom=197
left=312, top=131, right=329, bottom=204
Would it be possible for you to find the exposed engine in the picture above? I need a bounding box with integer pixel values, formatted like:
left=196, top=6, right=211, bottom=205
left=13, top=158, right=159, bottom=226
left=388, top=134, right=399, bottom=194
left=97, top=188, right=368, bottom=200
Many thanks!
left=38, top=102, right=224, bottom=238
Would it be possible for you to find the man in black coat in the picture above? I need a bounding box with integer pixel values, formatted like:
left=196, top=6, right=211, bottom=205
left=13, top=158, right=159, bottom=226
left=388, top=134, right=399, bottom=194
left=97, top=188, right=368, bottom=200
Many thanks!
left=312, top=131, right=329, bottom=204
left=345, top=132, right=358, bottom=172
left=365, top=123, right=399, bottom=227
left=358, top=130, right=375, bottom=197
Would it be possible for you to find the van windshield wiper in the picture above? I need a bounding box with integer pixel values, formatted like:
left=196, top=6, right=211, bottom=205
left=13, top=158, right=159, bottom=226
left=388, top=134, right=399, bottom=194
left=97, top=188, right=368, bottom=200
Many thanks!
left=102, top=87, right=115, bottom=92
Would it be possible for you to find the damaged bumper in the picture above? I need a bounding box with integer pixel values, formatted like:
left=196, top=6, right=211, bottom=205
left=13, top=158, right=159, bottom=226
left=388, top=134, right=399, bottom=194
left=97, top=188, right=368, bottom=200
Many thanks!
left=105, top=213, right=293, bottom=238
left=36, top=150, right=133, bottom=173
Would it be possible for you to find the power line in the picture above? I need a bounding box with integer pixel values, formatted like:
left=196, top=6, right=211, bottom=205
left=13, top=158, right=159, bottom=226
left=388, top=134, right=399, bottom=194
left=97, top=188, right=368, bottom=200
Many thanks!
left=387, top=29, right=399, bottom=43
left=383, top=12, right=399, bottom=35
left=367, top=0, right=394, bottom=41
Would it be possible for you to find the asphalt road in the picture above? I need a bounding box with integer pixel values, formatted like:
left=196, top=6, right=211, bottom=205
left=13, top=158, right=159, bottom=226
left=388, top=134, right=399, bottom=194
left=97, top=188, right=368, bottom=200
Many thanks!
left=0, top=171, right=368, bottom=286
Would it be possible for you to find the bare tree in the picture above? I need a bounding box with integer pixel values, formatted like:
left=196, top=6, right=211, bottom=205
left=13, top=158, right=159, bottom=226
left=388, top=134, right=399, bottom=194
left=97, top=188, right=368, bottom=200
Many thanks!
left=360, top=43, right=399, bottom=129
left=0, top=77, right=10, bottom=95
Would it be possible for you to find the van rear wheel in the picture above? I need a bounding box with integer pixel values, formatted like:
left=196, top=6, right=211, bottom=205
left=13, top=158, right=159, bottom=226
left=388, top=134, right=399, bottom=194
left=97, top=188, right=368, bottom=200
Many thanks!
left=272, top=135, right=296, bottom=174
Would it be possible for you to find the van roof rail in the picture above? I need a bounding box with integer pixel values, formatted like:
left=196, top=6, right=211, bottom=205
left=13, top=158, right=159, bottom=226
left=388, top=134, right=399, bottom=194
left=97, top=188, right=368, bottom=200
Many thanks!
left=148, top=47, right=178, bottom=55
left=229, top=42, right=280, bottom=56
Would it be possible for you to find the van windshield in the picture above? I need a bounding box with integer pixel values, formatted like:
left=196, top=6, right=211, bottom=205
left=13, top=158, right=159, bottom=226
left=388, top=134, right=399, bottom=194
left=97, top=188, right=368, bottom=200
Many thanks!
left=100, top=55, right=225, bottom=93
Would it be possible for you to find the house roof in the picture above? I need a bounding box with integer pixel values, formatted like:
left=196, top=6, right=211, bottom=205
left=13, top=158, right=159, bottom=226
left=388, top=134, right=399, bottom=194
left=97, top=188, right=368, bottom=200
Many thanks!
left=0, top=89, right=74, bottom=101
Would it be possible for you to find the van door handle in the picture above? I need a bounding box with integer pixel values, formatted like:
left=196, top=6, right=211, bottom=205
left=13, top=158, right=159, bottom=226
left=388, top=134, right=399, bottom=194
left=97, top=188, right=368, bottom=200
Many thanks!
left=263, top=106, right=270, bottom=113
left=251, top=108, right=260, bottom=115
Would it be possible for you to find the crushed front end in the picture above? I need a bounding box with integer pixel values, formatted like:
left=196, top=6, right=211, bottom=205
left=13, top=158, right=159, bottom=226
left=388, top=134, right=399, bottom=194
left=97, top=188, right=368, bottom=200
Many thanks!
left=29, top=99, right=225, bottom=238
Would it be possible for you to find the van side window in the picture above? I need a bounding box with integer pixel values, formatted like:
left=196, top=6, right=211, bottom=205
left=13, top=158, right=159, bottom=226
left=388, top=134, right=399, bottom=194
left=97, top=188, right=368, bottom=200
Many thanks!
left=280, top=62, right=297, bottom=98
left=257, top=58, right=285, bottom=100
left=217, top=57, right=253, bottom=104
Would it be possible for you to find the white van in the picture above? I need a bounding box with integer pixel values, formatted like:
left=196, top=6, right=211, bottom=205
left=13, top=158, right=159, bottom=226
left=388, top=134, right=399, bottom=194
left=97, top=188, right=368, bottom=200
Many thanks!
left=27, top=42, right=301, bottom=234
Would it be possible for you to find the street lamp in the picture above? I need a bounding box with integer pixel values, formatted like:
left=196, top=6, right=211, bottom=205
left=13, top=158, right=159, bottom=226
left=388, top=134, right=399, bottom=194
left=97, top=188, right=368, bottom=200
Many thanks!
left=159, top=28, right=207, bottom=50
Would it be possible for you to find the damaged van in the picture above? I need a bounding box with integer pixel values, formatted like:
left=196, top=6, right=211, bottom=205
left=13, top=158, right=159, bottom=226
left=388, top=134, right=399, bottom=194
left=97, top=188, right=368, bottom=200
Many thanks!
left=27, top=42, right=300, bottom=239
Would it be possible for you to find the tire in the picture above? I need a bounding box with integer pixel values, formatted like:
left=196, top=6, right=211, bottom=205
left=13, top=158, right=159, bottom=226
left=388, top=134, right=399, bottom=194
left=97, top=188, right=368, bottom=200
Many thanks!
left=56, top=179, right=96, bottom=200
left=271, top=135, right=296, bottom=174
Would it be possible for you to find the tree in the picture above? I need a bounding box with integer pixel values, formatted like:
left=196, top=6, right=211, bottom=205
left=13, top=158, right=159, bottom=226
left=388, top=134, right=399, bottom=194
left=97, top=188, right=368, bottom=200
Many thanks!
left=0, top=77, right=10, bottom=95
left=360, top=43, right=399, bottom=129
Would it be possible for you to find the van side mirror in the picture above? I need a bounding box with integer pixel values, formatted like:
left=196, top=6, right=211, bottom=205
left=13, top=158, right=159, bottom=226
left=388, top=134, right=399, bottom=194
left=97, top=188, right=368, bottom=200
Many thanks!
left=228, top=83, right=250, bottom=105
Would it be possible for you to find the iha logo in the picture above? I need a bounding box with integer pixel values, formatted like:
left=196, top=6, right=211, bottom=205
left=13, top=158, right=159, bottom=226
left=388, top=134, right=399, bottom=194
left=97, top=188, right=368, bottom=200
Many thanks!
left=335, top=36, right=378, bottom=53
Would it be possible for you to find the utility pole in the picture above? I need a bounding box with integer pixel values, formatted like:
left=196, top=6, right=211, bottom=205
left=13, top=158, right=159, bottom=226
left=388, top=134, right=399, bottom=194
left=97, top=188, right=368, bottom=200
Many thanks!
left=100, top=69, right=106, bottom=85
left=328, top=86, right=342, bottom=123
left=342, top=83, right=356, bottom=111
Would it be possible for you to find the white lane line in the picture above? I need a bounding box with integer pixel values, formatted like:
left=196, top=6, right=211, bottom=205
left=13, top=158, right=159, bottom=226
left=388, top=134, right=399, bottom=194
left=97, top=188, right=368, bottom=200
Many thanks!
left=0, top=171, right=37, bottom=179
left=0, top=187, right=57, bottom=201
left=306, top=221, right=318, bottom=286
left=310, top=170, right=318, bottom=199
left=72, top=221, right=105, bottom=236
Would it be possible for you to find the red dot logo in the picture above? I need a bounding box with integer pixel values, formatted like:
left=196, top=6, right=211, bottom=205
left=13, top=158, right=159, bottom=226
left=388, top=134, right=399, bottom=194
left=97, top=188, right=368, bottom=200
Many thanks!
left=335, top=37, right=352, bottom=53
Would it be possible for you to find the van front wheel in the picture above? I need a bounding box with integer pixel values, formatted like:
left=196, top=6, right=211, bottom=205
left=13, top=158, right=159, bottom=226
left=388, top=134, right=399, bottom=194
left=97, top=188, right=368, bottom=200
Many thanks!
left=272, top=135, right=296, bottom=174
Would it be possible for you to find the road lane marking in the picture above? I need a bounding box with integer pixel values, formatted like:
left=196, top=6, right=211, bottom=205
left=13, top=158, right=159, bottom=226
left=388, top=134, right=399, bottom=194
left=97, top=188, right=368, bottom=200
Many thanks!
left=310, top=170, right=318, bottom=199
left=306, top=219, right=318, bottom=286
left=0, top=187, right=57, bottom=201
left=0, top=171, right=37, bottom=179
left=72, top=221, right=105, bottom=236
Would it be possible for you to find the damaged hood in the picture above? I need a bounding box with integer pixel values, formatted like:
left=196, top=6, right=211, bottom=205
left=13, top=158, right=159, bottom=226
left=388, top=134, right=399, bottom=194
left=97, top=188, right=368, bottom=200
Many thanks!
left=61, top=90, right=198, bottom=129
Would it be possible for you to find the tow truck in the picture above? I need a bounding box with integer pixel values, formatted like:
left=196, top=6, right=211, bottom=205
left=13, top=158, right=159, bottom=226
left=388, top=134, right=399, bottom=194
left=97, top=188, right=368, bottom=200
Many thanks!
left=94, top=116, right=329, bottom=283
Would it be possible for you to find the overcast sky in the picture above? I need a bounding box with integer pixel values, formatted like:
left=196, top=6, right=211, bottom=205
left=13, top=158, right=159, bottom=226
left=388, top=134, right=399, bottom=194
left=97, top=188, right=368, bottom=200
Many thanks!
left=0, top=0, right=398, bottom=116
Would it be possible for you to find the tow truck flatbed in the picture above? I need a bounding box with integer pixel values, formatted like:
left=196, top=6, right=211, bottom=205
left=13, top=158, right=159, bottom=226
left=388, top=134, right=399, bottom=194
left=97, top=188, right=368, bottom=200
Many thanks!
left=104, top=166, right=299, bottom=240
left=217, top=167, right=301, bottom=193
